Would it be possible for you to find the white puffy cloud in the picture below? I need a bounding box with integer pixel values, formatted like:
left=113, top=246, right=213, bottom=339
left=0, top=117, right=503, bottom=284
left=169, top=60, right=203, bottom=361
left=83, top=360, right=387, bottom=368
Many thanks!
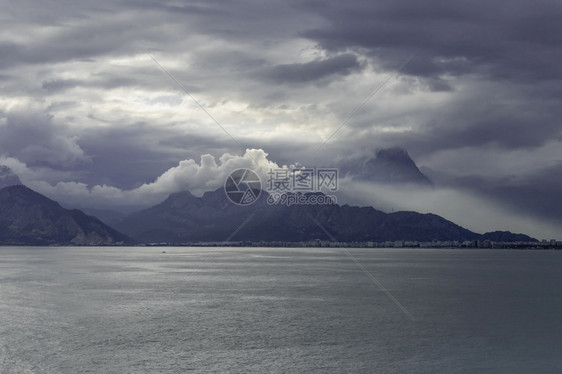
left=14, top=149, right=286, bottom=209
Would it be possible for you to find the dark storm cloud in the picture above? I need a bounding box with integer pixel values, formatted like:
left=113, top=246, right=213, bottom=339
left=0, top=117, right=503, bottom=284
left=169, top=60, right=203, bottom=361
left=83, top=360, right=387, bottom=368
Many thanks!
left=0, top=1, right=203, bottom=69
left=435, top=116, right=562, bottom=150
left=41, top=79, right=82, bottom=92
left=42, top=77, right=140, bottom=93
left=123, top=0, right=230, bottom=17
left=287, top=0, right=562, bottom=169
left=424, top=77, right=453, bottom=92
left=367, top=109, right=562, bottom=158
left=0, top=107, right=88, bottom=168
left=263, top=54, right=362, bottom=84
left=301, top=0, right=562, bottom=81
left=0, top=32, right=129, bottom=69
left=79, top=125, right=239, bottom=189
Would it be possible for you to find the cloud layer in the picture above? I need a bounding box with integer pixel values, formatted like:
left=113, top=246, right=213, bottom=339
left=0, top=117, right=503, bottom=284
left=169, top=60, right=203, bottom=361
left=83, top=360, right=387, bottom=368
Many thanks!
left=4, top=149, right=284, bottom=210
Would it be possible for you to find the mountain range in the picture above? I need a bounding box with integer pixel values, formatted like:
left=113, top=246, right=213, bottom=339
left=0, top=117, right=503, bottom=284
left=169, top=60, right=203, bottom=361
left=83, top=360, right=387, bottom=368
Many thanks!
left=113, top=188, right=536, bottom=244
left=0, top=185, right=134, bottom=245
left=0, top=154, right=538, bottom=246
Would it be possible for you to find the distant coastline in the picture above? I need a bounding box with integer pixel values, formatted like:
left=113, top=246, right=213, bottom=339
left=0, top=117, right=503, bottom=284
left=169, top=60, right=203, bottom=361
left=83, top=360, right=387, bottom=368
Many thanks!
left=2, top=240, right=561, bottom=249
left=138, top=239, right=562, bottom=250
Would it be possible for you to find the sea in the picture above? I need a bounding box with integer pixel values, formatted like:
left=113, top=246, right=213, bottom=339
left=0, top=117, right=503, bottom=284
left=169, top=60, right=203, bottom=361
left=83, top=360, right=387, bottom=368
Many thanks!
left=0, top=246, right=560, bottom=373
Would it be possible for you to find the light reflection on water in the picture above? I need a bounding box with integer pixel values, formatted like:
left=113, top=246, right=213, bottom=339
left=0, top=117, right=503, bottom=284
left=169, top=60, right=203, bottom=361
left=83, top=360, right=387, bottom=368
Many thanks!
left=0, top=247, right=561, bottom=373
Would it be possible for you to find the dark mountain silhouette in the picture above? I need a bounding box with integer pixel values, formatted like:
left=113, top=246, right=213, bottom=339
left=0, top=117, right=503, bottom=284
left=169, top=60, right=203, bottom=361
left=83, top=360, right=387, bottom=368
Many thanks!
left=0, top=185, right=134, bottom=245
left=480, top=231, right=536, bottom=242
left=341, top=147, right=433, bottom=186
left=115, top=188, right=530, bottom=244
left=0, top=166, right=536, bottom=246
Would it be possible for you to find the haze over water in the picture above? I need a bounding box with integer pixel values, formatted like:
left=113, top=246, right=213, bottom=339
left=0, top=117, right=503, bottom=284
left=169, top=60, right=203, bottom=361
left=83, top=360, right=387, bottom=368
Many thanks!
left=1, top=247, right=560, bottom=373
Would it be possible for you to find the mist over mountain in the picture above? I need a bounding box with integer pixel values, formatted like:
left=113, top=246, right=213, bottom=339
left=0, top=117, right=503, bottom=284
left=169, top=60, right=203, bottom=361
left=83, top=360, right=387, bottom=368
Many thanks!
left=422, top=164, right=562, bottom=231
left=0, top=185, right=134, bottom=245
left=340, top=147, right=433, bottom=186
left=0, top=166, right=22, bottom=189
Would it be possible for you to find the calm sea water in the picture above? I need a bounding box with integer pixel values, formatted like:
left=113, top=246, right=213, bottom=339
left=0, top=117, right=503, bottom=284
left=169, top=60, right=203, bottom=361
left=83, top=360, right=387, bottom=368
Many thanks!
left=0, top=247, right=560, bottom=373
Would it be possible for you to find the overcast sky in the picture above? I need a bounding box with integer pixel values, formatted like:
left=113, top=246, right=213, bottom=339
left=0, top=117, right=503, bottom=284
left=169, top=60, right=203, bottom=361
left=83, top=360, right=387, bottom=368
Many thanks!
left=0, top=0, right=561, bottom=239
